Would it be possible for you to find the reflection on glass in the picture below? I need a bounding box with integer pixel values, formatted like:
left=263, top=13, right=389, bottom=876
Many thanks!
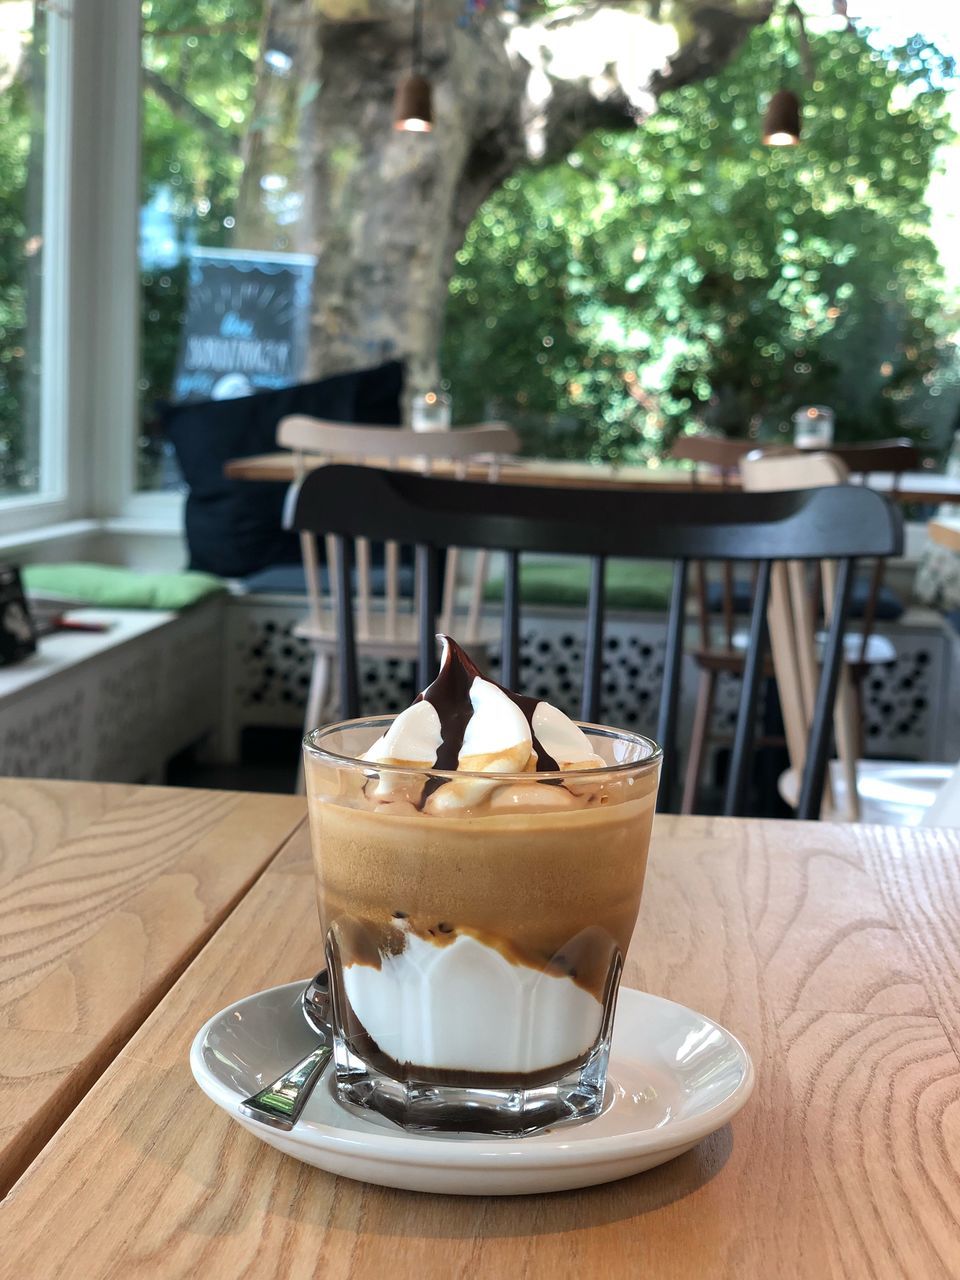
left=137, top=1, right=313, bottom=491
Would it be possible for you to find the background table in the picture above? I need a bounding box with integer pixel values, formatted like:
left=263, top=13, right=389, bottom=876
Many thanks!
left=929, top=517, right=960, bottom=553
left=2, top=793, right=959, bottom=1278
left=225, top=451, right=960, bottom=505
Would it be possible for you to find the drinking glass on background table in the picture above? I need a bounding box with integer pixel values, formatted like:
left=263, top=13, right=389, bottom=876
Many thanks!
left=303, top=719, right=661, bottom=1135
left=793, top=404, right=835, bottom=449
left=411, top=390, right=452, bottom=432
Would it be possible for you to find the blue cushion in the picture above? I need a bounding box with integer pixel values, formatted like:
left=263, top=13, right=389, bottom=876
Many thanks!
left=164, top=362, right=403, bottom=578
left=242, top=563, right=416, bottom=597
left=241, top=565, right=310, bottom=594
left=946, top=611, right=960, bottom=636
left=706, top=576, right=904, bottom=623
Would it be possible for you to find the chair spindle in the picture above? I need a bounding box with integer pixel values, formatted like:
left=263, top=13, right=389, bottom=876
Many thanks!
left=656, top=558, right=689, bottom=813
left=797, top=556, right=856, bottom=820
left=440, top=547, right=460, bottom=636
left=580, top=555, right=606, bottom=722
left=723, top=558, right=772, bottom=817
left=333, top=535, right=359, bottom=717
left=384, top=540, right=399, bottom=641
left=355, top=537, right=371, bottom=640
left=501, top=550, right=520, bottom=690
left=416, top=544, right=438, bottom=690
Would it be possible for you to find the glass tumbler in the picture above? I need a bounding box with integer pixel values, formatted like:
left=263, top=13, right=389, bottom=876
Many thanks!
left=303, top=718, right=661, bottom=1135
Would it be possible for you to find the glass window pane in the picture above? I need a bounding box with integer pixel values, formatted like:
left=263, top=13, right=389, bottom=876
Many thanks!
left=137, top=1, right=312, bottom=492
left=0, top=4, right=46, bottom=497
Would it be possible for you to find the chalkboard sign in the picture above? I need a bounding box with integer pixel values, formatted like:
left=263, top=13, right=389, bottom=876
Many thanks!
left=0, top=565, right=36, bottom=667
left=172, top=249, right=316, bottom=403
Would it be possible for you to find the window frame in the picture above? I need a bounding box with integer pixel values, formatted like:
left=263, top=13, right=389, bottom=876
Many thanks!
left=89, top=0, right=184, bottom=527
left=0, top=1, right=186, bottom=542
left=0, top=0, right=73, bottom=533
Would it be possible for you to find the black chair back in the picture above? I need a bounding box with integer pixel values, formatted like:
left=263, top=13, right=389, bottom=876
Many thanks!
left=291, top=465, right=904, bottom=819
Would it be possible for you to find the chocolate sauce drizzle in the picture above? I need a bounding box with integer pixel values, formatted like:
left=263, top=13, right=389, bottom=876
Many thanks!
left=507, top=690, right=560, bottom=773
left=417, top=636, right=559, bottom=794
left=417, top=637, right=479, bottom=772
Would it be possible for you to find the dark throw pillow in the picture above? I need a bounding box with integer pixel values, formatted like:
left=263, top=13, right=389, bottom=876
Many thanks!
left=163, top=361, right=404, bottom=578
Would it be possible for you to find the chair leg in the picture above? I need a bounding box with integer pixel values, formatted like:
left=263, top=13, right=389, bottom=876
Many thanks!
left=847, top=663, right=867, bottom=760
left=296, top=652, right=332, bottom=794
left=681, top=668, right=715, bottom=815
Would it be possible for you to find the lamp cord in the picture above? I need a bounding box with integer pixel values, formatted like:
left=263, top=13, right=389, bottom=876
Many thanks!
left=786, top=1, right=815, bottom=84
left=413, top=0, right=425, bottom=73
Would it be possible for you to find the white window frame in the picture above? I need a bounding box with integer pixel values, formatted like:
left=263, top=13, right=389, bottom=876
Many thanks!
left=88, top=0, right=184, bottom=528
left=0, top=0, right=75, bottom=536
left=1, top=1, right=186, bottom=546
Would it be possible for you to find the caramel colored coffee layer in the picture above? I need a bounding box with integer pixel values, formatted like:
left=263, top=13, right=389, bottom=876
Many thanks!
left=306, top=764, right=658, bottom=1004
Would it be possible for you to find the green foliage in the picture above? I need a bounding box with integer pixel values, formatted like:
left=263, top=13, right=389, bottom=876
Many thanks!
left=137, top=0, right=262, bottom=487
left=1, top=7, right=957, bottom=492
left=140, top=0, right=258, bottom=204
left=443, top=21, right=958, bottom=463
left=0, top=18, right=43, bottom=494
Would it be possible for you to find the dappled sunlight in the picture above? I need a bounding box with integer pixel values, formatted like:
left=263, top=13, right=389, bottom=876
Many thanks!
left=445, top=14, right=960, bottom=466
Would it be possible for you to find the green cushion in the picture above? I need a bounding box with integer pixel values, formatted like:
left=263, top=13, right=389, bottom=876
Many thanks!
left=22, top=563, right=226, bottom=610
left=484, top=559, right=674, bottom=610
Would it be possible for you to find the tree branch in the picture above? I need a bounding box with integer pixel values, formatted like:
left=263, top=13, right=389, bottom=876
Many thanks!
left=142, top=67, right=240, bottom=154
left=506, top=2, right=771, bottom=166
left=651, top=2, right=773, bottom=94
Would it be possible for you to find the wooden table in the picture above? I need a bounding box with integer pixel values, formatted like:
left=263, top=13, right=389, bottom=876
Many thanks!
left=0, top=779, right=305, bottom=1197
left=929, top=517, right=960, bottom=553
left=2, top=785, right=960, bottom=1278
left=225, top=451, right=960, bottom=505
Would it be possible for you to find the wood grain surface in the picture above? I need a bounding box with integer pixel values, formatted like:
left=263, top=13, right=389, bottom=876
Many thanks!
left=3, top=812, right=960, bottom=1279
left=928, top=518, right=960, bottom=553
left=0, top=778, right=305, bottom=1197
left=225, top=452, right=707, bottom=491
left=224, top=452, right=960, bottom=505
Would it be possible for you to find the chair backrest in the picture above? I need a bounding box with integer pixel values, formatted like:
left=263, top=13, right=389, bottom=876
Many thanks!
left=674, top=436, right=917, bottom=658
left=291, top=464, right=903, bottom=819
left=740, top=451, right=861, bottom=819
left=671, top=435, right=760, bottom=652
left=670, top=435, right=758, bottom=473
left=743, top=441, right=913, bottom=666
left=277, top=417, right=520, bottom=464
left=672, top=433, right=919, bottom=478
left=816, top=438, right=920, bottom=478
left=280, top=420, right=520, bottom=651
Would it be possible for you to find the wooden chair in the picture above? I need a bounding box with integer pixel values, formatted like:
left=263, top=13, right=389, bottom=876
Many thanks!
left=673, top=434, right=919, bottom=813
left=741, top=448, right=945, bottom=824
left=740, top=451, right=862, bottom=819
left=289, top=464, right=903, bottom=819
left=802, top=440, right=919, bottom=674
left=672, top=436, right=772, bottom=812
left=278, top=420, right=520, bottom=771
left=670, top=434, right=760, bottom=473
left=277, top=418, right=519, bottom=466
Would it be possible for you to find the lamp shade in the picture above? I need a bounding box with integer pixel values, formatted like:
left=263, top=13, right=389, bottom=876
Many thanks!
left=762, top=89, right=801, bottom=146
left=393, top=73, right=433, bottom=132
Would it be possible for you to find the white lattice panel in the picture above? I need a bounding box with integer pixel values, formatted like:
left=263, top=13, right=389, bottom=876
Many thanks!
left=223, top=594, right=954, bottom=773
left=222, top=598, right=694, bottom=744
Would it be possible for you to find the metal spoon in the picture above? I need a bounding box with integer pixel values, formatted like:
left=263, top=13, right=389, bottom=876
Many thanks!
left=238, top=971, right=332, bottom=1131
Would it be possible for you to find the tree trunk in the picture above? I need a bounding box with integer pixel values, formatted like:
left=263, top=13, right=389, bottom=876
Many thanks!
left=289, top=2, right=768, bottom=402
left=234, top=0, right=316, bottom=250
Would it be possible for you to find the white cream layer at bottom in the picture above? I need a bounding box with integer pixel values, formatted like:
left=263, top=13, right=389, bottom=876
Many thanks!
left=342, top=932, right=604, bottom=1074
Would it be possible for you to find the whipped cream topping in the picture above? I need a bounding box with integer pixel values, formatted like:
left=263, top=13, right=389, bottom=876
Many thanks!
left=458, top=678, right=531, bottom=771
left=363, top=636, right=604, bottom=781
left=531, top=702, right=604, bottom=770
left=364, top=699, right=442, bottom=768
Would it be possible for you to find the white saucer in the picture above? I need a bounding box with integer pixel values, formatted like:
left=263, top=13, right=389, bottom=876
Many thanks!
left=190, top=982, right=754, bottom=1196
